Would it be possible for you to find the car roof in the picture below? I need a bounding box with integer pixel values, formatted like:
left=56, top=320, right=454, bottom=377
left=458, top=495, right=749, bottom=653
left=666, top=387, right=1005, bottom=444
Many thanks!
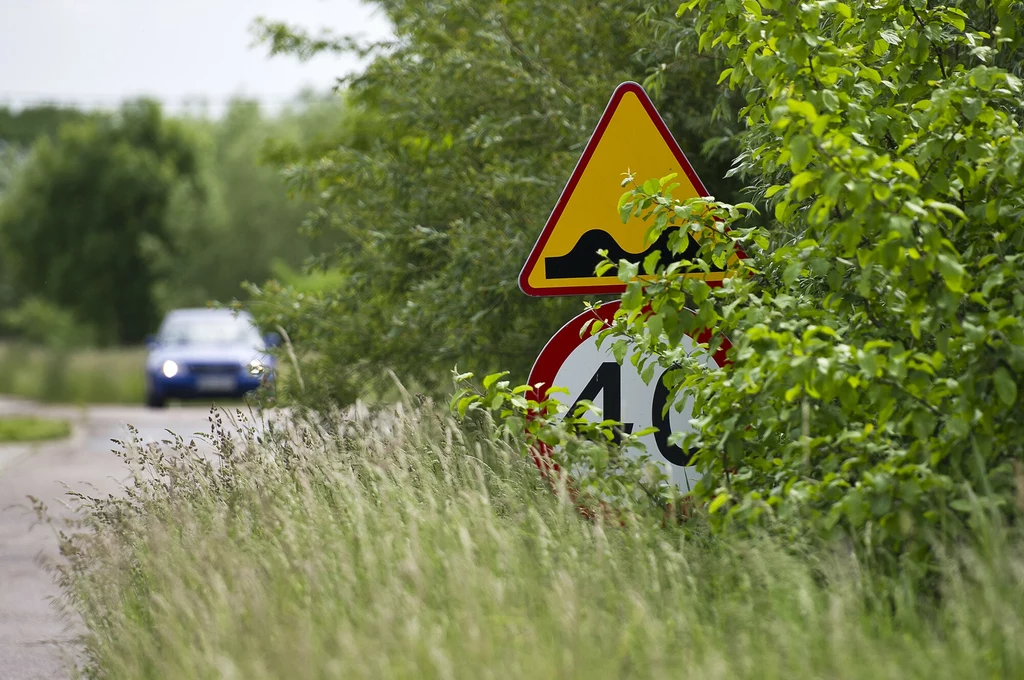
left=163, top=308, right=254, bottom=321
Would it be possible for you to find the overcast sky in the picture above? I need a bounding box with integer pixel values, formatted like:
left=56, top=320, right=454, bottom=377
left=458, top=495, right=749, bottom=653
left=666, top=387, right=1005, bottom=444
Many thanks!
left=0, top=0, right=393, bottom=114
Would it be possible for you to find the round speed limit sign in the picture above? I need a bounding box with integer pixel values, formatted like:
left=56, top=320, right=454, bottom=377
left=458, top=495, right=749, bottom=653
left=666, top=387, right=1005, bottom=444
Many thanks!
left=528, top=301, right=730, bottom=492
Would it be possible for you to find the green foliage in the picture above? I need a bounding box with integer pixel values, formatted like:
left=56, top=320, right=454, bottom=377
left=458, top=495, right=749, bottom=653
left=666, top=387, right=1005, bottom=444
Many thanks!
left=249, top=0, right=744, bottom=405
left=0, top=96, right=340, bottom=346
left=0, top=100, right=201, bottom=344
left=55, top=401, right=1024, bottom=678
left=0, top=143, right=22, bottom=198
left=1, top=296, right=94, bottom=348
left=0, top=416, right=70, bottom=443
left=153, top=96, right=341, bottom=311
left=451, top=367, right=689, bottom=517
left=593, top=0, right=1024, bottom=564
left=0, top=106, right=100, bottom=324
left=0, top=342, right=146, bottom=404
left=0, top=105, right=93, bottom=148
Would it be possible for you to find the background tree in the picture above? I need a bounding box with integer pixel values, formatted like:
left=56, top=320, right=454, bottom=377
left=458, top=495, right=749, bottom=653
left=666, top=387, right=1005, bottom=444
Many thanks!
left=0, top=142, right=23, bottom=198
left=0, top=96, right=342, bottom=346
left=0, top=105, right=92, bottom=148
left=0, top=105, right=92, bottom=321
left=0, top=100, right=203, bottom=344
left=152, top=95, right=344, bottom=311
left=250, top=0, right=743, bottom=406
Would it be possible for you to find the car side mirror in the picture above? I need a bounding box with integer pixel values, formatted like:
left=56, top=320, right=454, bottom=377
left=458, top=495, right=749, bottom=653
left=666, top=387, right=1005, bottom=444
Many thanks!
left=145, top=334, right=158, bottom=349
left=263, top=331, right=282, bottom=348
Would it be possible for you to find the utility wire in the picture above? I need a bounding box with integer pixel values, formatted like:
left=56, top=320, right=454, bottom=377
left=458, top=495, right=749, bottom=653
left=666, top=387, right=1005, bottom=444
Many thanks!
left=0, top=89, right=338, bottom=114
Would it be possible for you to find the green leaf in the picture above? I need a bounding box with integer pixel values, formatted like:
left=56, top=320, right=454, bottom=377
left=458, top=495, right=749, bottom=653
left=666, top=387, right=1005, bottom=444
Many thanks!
left=708, top=493, right=731, bottom=513
left=994, top=367, right=1017, bottom=406
left=893, top=160, right=920, bottom=181
left=642, top=178, right=660, bottom=195
left=643, top=249, right=662, bottom=275
left=879, top=30, right=901, bottom=45
left=936, top=254, right=966, bottom=293
left=949, top=499, right=972, bottom=513
left=457, top=396, right=475, bottom=418
left=619, top=203, right=633, bottom=223
left=925, top=200, right=966, bottom=220
left=612, top=339, right=628, bottom=365
left=617, top=259, right=639, bottom=282
left=622, top=281, right=643, bottom=309
left=941, top=13, right=965, bottom=31
left=859, top=67, right=881, bottom=84
left=483, top=371, right=509, bottom=390
left=775, top=198, right=793, bottom=222
left=821, top=89, right=840, bottom=112
left=783, top=261, right=802, bottom=285
left=790, top=171, right=816, bottom=189
left=787, top=99, right=818, bottom=122
left=790, top=135, right=812, bottom=171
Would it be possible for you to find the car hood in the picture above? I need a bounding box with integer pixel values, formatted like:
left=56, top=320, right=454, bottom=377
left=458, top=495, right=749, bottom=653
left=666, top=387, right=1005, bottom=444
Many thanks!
left=147, top=344, right=273, bottom=369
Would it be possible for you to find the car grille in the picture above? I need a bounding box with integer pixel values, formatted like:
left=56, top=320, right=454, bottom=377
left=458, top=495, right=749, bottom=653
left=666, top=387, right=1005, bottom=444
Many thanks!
left=187, top=363, right=240, bottom=375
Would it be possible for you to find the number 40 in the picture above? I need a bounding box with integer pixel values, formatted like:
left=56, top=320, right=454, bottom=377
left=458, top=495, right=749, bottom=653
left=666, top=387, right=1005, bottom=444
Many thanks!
left=565, top=361, right=693, bottom=467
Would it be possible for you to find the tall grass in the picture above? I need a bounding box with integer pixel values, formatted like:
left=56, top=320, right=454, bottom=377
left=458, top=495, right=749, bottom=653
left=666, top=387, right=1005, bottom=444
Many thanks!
left=0, top=342, right=146, bottom=404
left=55, top=400, right=1024, bottom=679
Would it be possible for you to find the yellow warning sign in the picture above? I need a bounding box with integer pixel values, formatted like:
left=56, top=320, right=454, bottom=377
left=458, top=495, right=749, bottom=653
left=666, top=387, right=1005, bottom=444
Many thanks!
left=519, top=81, right=727, bottom=297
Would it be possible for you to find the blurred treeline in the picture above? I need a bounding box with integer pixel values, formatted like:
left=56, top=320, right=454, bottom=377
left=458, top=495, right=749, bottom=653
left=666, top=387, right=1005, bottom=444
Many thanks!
left=0, top=93, right=347, bottom=347
left=247, top=0, right=746, bottom=406
left=1, top=0, right=746, bottom=407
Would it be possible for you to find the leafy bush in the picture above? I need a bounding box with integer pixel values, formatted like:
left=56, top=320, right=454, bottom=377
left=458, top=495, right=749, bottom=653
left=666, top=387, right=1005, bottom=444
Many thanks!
left=570, top=0, right=1024, bottom=565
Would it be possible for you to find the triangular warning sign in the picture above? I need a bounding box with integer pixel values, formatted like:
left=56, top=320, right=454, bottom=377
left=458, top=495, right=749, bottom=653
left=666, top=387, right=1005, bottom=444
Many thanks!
left=519, top=81, right=728, bottom=297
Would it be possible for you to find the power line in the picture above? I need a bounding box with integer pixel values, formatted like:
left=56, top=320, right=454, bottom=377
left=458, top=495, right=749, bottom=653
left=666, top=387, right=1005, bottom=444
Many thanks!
left=0, top=89, right=340, bottom=114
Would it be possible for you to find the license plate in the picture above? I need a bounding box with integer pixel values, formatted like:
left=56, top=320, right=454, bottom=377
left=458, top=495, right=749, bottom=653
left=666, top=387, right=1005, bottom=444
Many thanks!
left=196, top=375, right=237, bottom=392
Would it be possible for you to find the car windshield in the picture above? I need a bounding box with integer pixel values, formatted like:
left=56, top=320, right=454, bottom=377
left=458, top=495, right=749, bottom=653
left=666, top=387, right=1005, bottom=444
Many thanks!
left=158, top=314, right=262, bottom=347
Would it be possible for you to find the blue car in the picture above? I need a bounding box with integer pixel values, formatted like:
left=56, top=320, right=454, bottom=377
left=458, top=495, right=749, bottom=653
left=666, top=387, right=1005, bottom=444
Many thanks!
left=145, top=308, right=279, bottom=408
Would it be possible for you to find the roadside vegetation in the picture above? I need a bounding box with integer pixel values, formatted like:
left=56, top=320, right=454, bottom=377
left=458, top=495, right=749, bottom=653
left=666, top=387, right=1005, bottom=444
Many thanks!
left=0, top=342, right=146, bottom=405
left=0, top=415, right=70, bottom=443
left=57, top=401, right=1024, bottom=679
left=3, top=0, right=1022, bottom=676
left=0, top=95, right=348, bottom=403
left=248, top=0, right=749, bottom=406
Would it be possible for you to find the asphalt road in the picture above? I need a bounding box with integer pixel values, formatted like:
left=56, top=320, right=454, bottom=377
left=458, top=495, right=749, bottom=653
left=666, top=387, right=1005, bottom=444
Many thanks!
left=0, top=397, right=235, bottom=680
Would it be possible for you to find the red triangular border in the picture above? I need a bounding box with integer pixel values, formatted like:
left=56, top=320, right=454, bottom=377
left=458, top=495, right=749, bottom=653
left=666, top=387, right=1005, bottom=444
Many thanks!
left=518, top=81, right=710, bottom=297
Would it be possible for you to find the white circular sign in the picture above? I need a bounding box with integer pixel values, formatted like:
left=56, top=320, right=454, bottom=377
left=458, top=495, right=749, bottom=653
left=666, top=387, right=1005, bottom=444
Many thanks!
left=528, top=302, right=729, bottom=492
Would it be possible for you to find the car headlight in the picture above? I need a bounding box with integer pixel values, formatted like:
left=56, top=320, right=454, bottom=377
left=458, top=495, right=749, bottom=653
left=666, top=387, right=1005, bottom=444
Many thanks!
left=161, top=360, right=179, bottom=378
left=248, top=359, right=265, bottom=376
